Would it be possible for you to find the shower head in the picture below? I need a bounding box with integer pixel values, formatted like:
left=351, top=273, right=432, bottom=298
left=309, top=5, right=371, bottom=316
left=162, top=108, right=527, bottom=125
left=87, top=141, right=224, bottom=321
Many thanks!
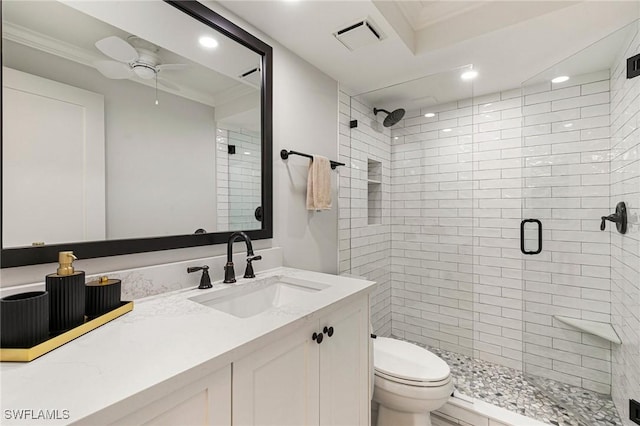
left=373, top=107, right=405, bottom=127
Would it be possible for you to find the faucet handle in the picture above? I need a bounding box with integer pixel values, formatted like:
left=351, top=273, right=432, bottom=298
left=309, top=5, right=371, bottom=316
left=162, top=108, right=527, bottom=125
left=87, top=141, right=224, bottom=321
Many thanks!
left=244, top=255, right=262, bottom=279
left=187, top=265, right=212, bottom=289
left=600, top=202, right=628, bottom=234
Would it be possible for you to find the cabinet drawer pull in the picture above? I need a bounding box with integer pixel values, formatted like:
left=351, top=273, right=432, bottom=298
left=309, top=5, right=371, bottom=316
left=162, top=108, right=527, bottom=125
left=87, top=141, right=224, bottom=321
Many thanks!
left=312, top=332, right=323, bottom=344
left=323, top=326, right=334, bottom=337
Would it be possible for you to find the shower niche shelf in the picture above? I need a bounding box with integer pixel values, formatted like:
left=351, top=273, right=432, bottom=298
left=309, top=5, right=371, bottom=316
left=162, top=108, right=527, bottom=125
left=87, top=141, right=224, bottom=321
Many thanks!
left=367, top=158, right=382, bottom=225
left=554, top=315, right=621, bottom=344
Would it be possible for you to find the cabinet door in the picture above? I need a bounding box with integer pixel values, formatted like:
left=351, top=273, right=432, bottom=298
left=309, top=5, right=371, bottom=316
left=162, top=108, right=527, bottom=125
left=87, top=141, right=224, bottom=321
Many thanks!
left=233, top=323, right=320, bottom=426
left=110, top=365, right=231, bottom=426
left=319, top=297, right=370, bottom=426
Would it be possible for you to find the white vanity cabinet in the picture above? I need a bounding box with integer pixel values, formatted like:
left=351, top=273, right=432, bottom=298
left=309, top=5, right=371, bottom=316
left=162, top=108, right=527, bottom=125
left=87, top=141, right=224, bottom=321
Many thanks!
left=0, top=269, right=375, bottom=426
left=108, top=366, right=232, bottom=426
left=232, top=297, right=370, bottom=426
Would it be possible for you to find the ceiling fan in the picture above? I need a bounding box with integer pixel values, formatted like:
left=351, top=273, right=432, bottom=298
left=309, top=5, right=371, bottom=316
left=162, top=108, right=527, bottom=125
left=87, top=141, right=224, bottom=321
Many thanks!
left=93, top=35, right=186, bottom=91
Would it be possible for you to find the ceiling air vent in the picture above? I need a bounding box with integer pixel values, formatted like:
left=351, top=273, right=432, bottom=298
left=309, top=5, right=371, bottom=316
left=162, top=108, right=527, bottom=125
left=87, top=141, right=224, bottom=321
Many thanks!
left=334, top=19, right=383, bottom=51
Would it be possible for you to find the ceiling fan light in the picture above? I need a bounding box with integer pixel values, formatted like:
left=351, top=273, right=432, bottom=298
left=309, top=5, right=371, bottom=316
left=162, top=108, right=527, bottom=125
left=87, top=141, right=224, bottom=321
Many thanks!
left=133, top=65, right=156, bottom=80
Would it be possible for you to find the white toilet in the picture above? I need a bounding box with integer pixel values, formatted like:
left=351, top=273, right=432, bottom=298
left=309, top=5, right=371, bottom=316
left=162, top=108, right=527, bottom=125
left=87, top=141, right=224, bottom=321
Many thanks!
left=372, top=337, right=453, bottom=426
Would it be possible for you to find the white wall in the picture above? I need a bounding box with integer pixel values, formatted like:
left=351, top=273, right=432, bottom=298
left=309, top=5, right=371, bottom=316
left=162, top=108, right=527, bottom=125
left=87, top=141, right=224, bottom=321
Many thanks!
left=270, top=43, right=339, bottom=274
left=1, top=1, right=339, bottom=286
left=2, top=40, right=218, bottom=240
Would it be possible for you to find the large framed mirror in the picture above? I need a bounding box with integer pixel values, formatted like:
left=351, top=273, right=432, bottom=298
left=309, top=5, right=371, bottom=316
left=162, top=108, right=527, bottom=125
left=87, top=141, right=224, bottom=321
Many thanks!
left=1, top=0, right=273, bottom=268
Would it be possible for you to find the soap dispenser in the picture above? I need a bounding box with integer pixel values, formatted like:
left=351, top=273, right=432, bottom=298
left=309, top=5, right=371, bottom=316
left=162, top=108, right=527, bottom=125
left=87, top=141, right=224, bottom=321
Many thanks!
left=46, top=251, right=86, bottom=334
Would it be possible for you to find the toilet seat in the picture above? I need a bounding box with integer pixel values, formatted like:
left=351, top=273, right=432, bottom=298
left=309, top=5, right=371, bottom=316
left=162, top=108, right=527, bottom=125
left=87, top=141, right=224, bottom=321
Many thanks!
left=374, top=337, right=450, bottom=384
left=372, top=337, right=454, bottom=426
left=374, top=370, right=451, bottom=388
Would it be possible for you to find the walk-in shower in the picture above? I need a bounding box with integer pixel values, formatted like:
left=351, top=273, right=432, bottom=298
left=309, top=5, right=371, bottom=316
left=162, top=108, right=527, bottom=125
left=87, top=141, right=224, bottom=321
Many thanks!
left=340, top=17, right=639, bottom=426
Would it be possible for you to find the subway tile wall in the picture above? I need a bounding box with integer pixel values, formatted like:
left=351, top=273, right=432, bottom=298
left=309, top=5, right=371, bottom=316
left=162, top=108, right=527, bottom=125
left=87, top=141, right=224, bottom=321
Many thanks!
left=521, top=70, right=613, bottom=394
left=341, top=43, right=637, bottom=397
left=610, top=26, right=640, bottom=425
left=216, top=129, right=230, bottom=231
left=339, top=89, right=392, bottom=336
left=389, top=97, right=476, bottom=358
left=216, top=128, right=262, bottom=232
left=388, top=70, right=614, bottom=393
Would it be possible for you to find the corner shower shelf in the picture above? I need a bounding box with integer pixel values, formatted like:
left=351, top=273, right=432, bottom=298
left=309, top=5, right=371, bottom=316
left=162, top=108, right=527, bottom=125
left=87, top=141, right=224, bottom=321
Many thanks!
left=553, top=315, right=621, bottom=344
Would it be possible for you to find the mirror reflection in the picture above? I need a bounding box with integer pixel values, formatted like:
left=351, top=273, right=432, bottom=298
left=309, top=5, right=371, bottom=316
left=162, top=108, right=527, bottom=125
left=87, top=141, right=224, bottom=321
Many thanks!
left=2, top=0, right=263, bottom=249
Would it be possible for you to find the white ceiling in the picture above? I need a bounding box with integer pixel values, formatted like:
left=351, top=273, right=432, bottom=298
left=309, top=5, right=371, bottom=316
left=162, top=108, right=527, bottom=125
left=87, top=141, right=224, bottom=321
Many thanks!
left=218, top=0, right=639, bottom=105
left=2, top=0, right=260, bottom=107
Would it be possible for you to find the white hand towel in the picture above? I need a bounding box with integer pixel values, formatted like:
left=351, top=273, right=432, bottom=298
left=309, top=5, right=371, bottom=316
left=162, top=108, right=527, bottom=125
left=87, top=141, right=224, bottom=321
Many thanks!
left=306, top=155, right=332, bottom=211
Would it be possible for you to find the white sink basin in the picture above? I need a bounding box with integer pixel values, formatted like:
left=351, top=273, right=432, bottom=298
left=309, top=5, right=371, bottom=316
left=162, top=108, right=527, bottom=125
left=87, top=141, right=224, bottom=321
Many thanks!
left=189, top=276, right=329, bottom=318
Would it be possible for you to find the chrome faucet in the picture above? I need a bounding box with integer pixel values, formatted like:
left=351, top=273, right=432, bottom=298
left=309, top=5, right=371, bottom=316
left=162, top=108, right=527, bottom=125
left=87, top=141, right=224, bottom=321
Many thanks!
left=224, top=232, right=262, bottom=283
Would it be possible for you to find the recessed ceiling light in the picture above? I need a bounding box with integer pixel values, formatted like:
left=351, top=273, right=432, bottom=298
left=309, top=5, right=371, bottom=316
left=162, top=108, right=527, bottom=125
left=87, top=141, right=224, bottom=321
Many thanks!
left=394, top=136, right=399, bottom=140
left=461, top=70, right=478, bottom=81
left=563, top=123, right=573, bottom=128
left=199, top=36, right=218, bottom=49
left=552, top=76, right=569, bottom=84
left=424, top=113, right=435, bottom=118
left=442, top=128, right=452, bottom=132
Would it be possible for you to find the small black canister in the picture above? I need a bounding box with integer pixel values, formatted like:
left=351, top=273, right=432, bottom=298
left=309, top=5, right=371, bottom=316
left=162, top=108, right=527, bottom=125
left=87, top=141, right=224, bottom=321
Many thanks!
left=0, top=291, right=50, bottom=348
left=85, top=276, right=121, bottom=319
left=46, top=251, right=86, bottom=334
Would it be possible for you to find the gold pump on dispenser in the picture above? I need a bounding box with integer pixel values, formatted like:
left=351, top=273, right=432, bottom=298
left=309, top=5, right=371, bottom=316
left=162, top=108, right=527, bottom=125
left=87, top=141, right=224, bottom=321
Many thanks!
left=56, top=251, right=77, bottom=276
left=46, top=251, right=86, bottom=334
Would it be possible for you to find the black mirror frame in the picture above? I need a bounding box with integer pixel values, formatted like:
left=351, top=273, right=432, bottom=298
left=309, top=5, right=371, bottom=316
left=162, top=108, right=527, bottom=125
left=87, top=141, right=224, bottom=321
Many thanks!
left=0, top=0, right=273, bottom=268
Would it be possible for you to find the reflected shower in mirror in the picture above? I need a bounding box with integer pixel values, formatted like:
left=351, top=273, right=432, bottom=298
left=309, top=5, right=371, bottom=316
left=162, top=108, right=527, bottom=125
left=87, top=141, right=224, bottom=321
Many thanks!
left=2, top=0, right=264, bottom=250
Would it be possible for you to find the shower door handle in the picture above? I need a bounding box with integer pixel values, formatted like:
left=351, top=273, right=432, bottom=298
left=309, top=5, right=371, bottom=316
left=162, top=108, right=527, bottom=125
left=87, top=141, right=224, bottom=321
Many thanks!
left=520, top=219, right=542, bottom=255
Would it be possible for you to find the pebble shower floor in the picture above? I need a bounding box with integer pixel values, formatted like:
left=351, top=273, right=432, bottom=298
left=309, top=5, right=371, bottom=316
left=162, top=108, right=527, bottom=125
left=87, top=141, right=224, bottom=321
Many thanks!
left=416, top=344, right=623, bottom=426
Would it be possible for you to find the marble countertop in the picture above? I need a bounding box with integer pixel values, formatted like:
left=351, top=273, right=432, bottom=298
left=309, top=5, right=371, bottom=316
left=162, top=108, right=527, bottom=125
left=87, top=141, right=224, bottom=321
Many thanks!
left=0, top=267, right=375, bottom=425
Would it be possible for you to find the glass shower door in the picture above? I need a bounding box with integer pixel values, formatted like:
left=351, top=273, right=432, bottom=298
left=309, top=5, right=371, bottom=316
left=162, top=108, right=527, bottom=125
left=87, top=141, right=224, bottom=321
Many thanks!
left=344, top=67, right=477, bottom=400
left=520, top=20, right=639, bottom=424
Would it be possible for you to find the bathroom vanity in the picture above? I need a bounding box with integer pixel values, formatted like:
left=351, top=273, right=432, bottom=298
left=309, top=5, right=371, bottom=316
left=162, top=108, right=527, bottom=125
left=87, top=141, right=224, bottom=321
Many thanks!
left=0, top=268, right=374, bottom=425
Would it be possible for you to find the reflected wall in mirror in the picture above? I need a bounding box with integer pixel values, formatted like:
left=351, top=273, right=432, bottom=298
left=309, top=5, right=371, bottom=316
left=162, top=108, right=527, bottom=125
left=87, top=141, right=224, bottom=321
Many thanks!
left=1, top=0, right=273, bottom=267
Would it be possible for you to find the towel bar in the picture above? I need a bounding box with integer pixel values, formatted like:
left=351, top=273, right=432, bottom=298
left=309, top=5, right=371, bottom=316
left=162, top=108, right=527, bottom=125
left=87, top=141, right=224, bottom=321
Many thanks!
left=280, top=149, right=345, bottom=170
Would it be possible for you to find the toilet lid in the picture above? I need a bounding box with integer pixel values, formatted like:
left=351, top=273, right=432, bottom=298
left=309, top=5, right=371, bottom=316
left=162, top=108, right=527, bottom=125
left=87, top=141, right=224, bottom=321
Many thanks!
left=373, top=337, right=450, bottom=382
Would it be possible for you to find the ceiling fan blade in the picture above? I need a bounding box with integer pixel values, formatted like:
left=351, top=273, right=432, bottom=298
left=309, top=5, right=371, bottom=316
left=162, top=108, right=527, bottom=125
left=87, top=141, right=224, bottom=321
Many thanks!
left=158, top=78, right=180, bottom=91
left=156, top=63, right=189, bottom=72
left=95, top=36, right=138, bottom=62
left=94, top=60, right=133, bottom=79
